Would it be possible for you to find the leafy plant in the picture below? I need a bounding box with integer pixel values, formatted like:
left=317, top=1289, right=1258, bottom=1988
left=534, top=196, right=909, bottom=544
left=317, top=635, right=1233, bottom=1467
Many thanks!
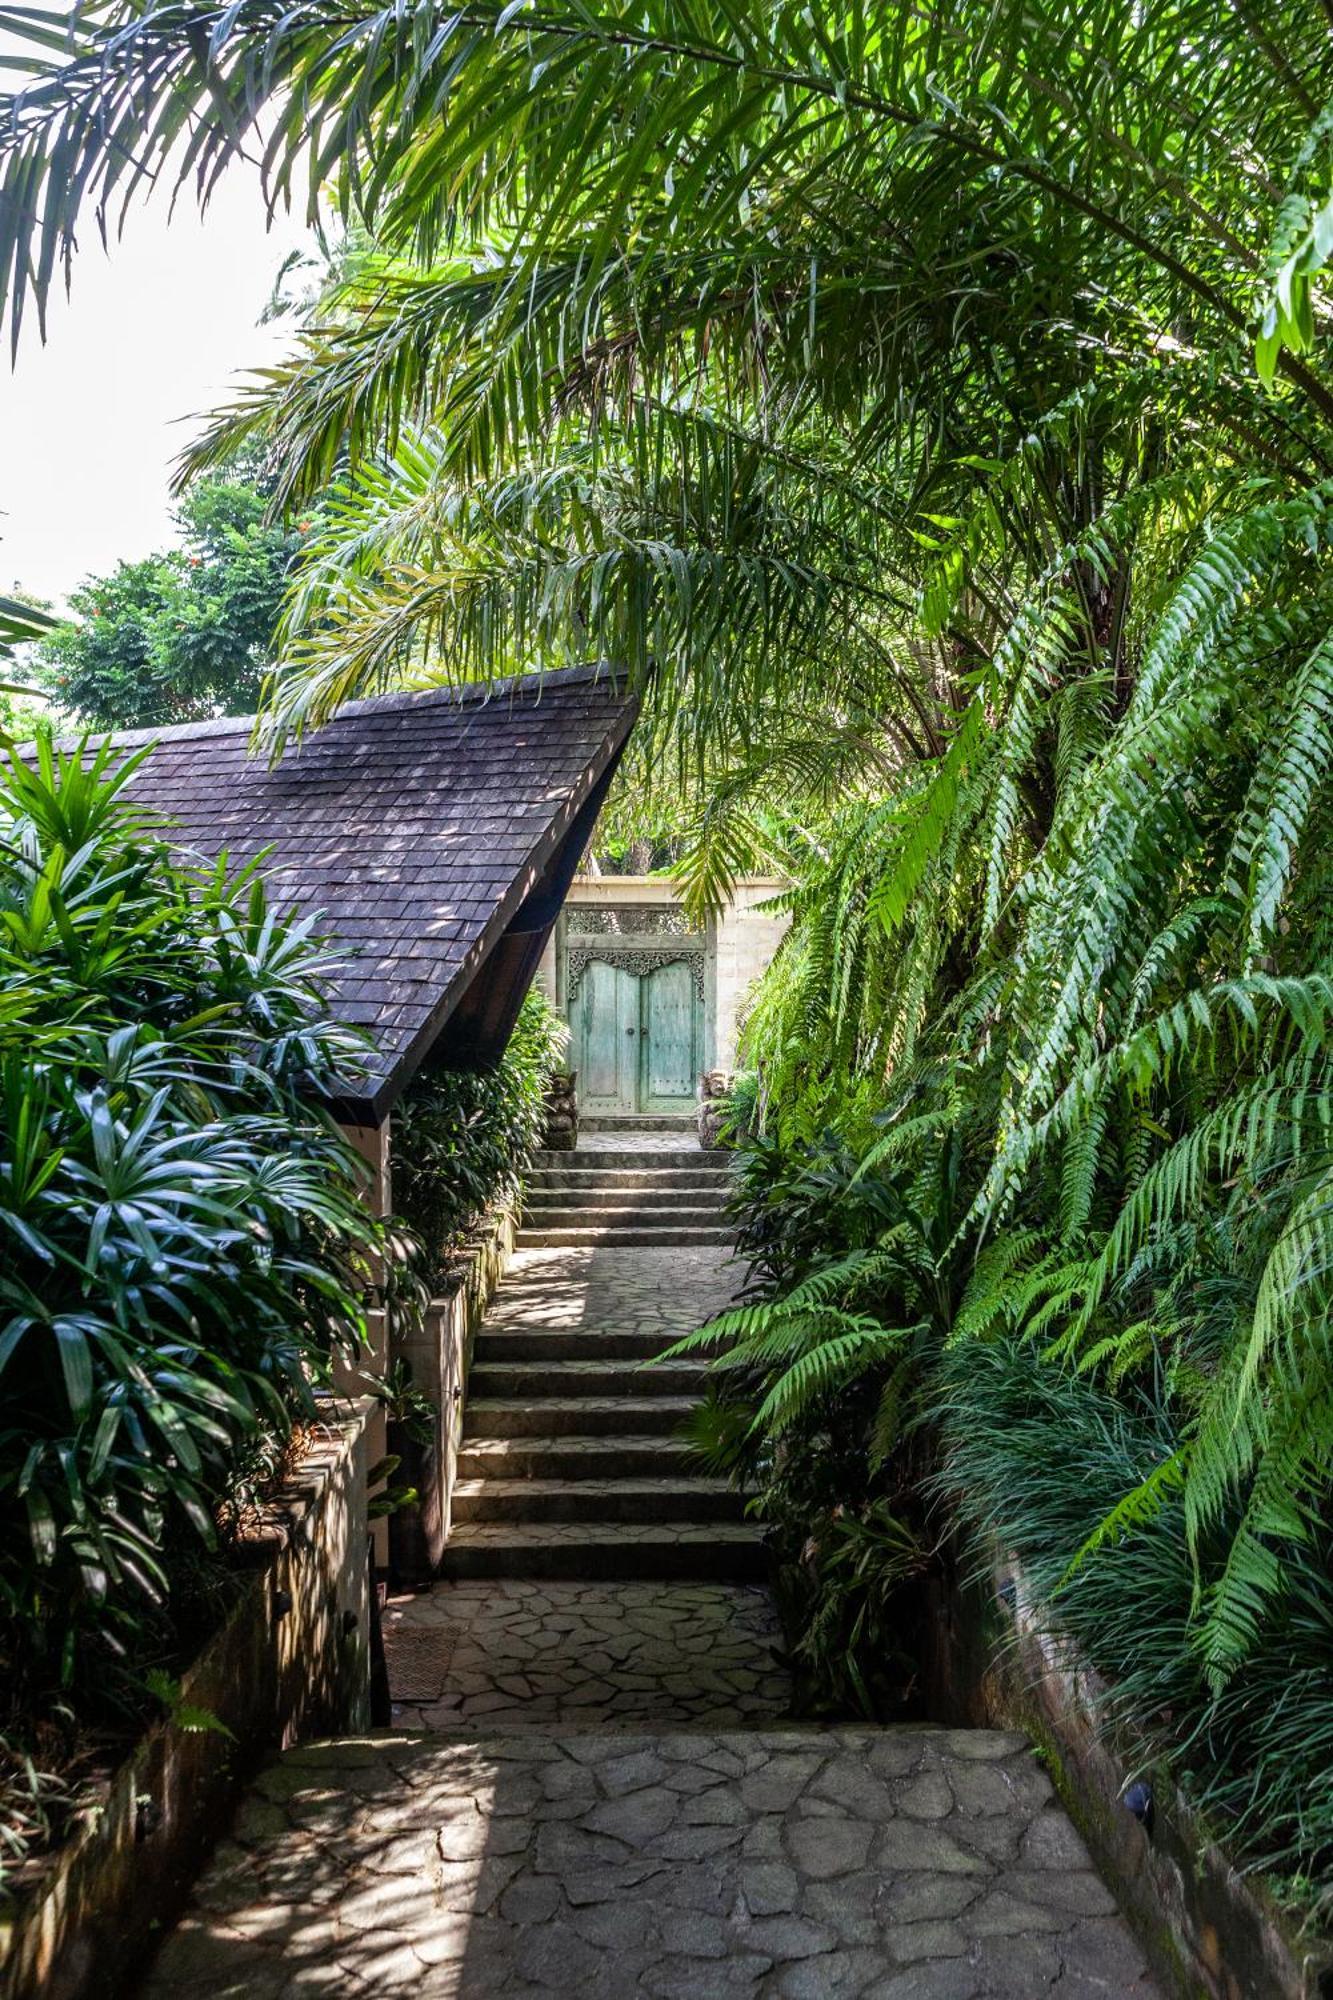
left=780, top=1503, right=930, bottom=1721
left=0, top=1731, right=79, bottom=1899
left=393, top=986, right=566, bottom=1282
left=364, top=1360, right=437, bottom=1521
left=0, top=733, right=386, bottom=1712
left=0, top=597, right=53, bottom=661
left=366, top=1359, right=435, bottom=1448
left=142, top=1670, right=234, bottom=1741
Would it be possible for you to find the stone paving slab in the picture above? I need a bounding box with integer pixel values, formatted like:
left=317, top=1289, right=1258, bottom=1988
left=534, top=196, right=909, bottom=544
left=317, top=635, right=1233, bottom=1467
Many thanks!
left=484, top=1243, right=742, bottom=1340
left=571, top=1130, right=711, bottom=1151
left=135, top=1190, right=1164, bottom=1999
left=385, top=1581, right=792, bottom=1729
left=139, top=1726, right=1159, bottom=1999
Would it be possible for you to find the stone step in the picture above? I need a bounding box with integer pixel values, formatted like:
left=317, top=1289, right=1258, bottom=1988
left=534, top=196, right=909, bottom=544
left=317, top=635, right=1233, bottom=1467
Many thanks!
left=536, top=1148, right=728, bottom=1172
left=528, top=1166, right=730, bottom=1191
left=473, top=1328, right=712, bottom=1362
left=518, top=1223, right=734, bottom=1248
left=467, top=1357, right=707, bottom=1400
left=440, top=1520, right=768, bottom=1581
left=523, top=1202, right=727, bottom=1229
left=525, top=1185, right=727, bottom=1211
left=457, top=1432, right=698, bottom=1478
left=464, top=1396, right=697, bottom=1437
left=579, top=1114, right=698, bottom=1132
left=449, top=1476, right=745, bottom=1524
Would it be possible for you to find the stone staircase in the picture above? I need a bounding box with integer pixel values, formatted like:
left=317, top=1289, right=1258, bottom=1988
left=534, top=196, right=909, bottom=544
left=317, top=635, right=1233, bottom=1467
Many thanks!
left=443, top=1136, right=766, bottom=1581
left=516, top=1143, right=734, bottom=1248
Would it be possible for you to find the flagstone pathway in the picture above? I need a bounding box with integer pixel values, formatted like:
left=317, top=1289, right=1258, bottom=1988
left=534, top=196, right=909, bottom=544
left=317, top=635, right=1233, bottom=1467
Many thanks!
left=137, top=1133, right=1160, bottom=1999
left=384, top=1580, right=792, bottom=1730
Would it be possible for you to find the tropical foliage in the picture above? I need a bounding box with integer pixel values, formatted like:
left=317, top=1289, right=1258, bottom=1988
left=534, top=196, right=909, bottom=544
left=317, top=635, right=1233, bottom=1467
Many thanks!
left=0, top=597, right=52, bottom=662
left=35, top=476, right=313, bottom=729
left=5, top=0, right=1333, bottom=1928
left=0, top=735, right=385, bottom=1726
left=393, top=987, right=566, bottom=1283
left=0, top=596, right=56, bottom=743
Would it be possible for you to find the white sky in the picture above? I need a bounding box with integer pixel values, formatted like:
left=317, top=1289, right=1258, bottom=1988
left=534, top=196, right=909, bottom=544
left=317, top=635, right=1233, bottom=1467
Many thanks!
left=0, top=168, right=311, bottom=609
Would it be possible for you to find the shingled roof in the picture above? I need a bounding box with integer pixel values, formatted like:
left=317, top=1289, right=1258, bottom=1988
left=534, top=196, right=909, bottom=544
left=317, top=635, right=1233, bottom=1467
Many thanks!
left=109, top=666, right=637, bottom=1123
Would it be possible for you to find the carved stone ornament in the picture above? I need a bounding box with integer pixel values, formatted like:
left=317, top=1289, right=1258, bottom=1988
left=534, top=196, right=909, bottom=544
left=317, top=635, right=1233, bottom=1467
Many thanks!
left=566, top=945, right=706, bottom=1003
left=567, top=905, right=701, bottom=937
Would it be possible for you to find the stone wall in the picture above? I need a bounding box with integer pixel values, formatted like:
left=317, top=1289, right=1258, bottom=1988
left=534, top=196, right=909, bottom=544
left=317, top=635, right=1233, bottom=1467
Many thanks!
left=338, top=1118, right=393, bottom=1568
left=970, top=1556, right=1333, bottom=2000
left=392, top=1203, right=518, bottom=1579
left=710, top=880, right=790, bottom=1074
left=0, top=1403, right=373, bottom=2000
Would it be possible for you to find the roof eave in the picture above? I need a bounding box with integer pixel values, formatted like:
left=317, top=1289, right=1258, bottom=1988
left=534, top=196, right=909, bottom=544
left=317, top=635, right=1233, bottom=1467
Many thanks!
left=326, top=681, right=640, bottom=1126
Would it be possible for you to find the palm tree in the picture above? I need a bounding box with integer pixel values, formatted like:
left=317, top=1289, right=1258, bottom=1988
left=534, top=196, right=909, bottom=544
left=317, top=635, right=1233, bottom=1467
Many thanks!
left=2, top=5, right=1329, bottom=762
left=0, top=596, right=53, bottom=659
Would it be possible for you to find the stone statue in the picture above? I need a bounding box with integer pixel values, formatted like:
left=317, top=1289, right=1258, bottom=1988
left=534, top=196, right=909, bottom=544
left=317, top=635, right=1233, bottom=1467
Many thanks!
left=542, top=1071, right=579, bottom=1151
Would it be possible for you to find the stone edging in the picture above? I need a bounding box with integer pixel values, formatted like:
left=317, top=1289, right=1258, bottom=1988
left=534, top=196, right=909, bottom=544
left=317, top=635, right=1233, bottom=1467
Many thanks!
left=987, top=1557, right=1333, bottom=2000
left=0, top=1400, right=373, bottom=2000
left=392, top=1200, right=518, bottom=1581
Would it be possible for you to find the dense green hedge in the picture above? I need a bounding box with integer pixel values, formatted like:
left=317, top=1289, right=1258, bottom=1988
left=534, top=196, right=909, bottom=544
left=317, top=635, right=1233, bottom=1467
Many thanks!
left=0, top=737, right=386, bottom=1738
left=393, top=987, right=566, bottom=1283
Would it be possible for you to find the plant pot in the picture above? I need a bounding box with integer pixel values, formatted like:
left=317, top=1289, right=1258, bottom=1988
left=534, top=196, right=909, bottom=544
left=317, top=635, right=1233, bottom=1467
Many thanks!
left=386, top=1424, right=438, bottom=1591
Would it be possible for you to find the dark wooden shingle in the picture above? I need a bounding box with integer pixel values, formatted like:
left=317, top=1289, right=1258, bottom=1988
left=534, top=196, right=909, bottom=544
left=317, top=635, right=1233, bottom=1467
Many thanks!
left=107, top=667, right=636, bottom=1121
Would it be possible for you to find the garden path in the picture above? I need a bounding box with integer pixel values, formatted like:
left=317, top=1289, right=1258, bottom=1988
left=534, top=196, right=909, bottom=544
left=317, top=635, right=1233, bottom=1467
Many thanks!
left=138, top=1136, right=1160, bottom=1999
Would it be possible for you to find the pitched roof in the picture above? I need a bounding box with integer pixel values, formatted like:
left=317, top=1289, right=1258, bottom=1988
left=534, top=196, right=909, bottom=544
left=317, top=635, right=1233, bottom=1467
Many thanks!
left=109, top=666, right=637, bottom=1122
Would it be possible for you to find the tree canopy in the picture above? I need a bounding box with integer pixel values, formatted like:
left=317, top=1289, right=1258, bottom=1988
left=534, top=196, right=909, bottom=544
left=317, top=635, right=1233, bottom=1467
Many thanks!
left=35, top=476, right=310, bottom=729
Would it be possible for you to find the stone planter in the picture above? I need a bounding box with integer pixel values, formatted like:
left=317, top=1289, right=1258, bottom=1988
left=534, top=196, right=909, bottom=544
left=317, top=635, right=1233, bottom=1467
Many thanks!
left=386, top=1423, right=437, bottom=1590
left=0, top=1402, right=373, bottom=2000
left=390, top=1201, right=518, bottom=1580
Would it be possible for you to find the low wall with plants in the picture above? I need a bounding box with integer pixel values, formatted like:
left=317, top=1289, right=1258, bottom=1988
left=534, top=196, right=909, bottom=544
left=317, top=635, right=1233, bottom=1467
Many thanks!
left=0, top=1401, right=372, bottom=2000
left=389, top=1204, right=519, bottom=1583
left=673, top=1107, right=1333, bottom=1982
left=384, top=985, right=565, bottom=1583
left=0, top=740, right=398, bottom=1950
left=933, top=1344, right=1333, bottom=1992
left=980, top=1554, right=1333, bottom=2000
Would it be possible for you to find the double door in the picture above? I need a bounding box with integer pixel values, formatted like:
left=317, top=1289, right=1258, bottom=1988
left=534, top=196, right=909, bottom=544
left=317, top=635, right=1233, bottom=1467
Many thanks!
left=573, top=958, right=702, bottom=1114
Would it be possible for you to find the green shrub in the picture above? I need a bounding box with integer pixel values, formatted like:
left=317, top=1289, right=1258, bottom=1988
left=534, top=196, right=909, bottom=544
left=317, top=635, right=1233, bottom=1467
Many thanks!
left=393, top=987, right=567, bottom=1281
left=935, top=1343, right=1333, bottom=1924
left=671, top=1118, right=956, bottom=1717
left=0, top=1732, right=77, bottom=1891
left=0, top=734, right=386, bottom=1714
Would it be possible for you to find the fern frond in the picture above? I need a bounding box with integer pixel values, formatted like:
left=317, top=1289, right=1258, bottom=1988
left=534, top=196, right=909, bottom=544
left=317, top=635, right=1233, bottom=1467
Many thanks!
left=1060, top=1446, right=1191, bottom=1587
left=750, top=1318, right=923, bottom=1436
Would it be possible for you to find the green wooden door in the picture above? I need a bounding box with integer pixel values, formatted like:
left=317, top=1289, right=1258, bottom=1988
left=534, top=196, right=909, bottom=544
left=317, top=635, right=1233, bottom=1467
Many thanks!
left=574, top=960, right=639, bottom=1113
left=572, top=956, right=702, bottom=1113
left=639, top=960, right=700, bottom=1111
